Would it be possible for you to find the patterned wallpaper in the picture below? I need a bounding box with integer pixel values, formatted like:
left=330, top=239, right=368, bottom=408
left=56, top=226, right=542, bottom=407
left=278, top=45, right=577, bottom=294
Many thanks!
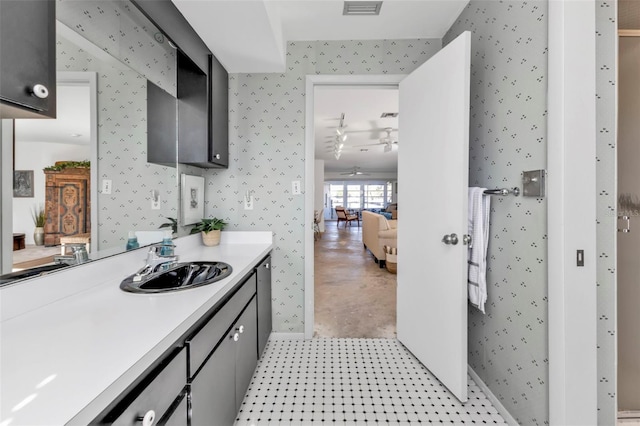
left=57, top=33, right=178, bottom=251
left=54, top=0, right=621, bottom=422
left=595, top=1, right=617, bottom=424
left=203, top=39, right=441, bottom=333
left=57, top=0, right=176, bottom=95
left=444, top=1, right=549, bottom=424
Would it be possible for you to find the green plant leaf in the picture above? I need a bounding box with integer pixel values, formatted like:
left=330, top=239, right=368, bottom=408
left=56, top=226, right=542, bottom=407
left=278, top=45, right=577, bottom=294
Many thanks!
left=31, top=204, right=46, bottom=227
left=158, top=217, right=178, bottom=234
left=43, top=160, right=90, bottom=172
left=190, top=217, right=227, bottom=234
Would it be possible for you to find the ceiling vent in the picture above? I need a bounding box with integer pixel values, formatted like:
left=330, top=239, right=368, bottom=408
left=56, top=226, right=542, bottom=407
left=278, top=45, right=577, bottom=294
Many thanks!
left=380, top=112, right=398, bottom=118
left=343, top=1, right=383, bottom=16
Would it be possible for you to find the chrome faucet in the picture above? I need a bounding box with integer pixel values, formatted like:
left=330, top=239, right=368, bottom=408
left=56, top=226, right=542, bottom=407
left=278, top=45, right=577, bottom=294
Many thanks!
left=54, top=244, right=89, bottom=266
left=133, top=243, right=178, bottom=282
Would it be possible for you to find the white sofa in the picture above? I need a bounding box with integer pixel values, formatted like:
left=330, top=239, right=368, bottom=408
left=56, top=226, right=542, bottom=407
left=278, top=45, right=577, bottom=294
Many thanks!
left=361, top=210, right=397, bottom=268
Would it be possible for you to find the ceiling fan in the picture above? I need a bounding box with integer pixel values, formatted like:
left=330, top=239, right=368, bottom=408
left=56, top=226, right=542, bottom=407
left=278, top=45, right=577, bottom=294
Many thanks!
left=340, top=166, right=370, bottom=177
left=354, top=127, right=399, bottom=153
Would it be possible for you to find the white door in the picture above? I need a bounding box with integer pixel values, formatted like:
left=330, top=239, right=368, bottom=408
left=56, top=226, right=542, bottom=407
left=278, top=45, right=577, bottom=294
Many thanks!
left=397, top=31, right=471, bottom=402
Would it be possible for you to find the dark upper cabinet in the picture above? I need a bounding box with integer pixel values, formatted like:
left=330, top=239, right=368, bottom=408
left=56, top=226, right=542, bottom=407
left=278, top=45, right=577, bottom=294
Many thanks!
left=147, top=81, right=177, bottom=167
left=0, top=0, right=56, bottom=118
left=177, top=51, right=209, bottom=167
left=208, top=54, right=229, bottom=168
left=135, top=0, right=229, bottom=169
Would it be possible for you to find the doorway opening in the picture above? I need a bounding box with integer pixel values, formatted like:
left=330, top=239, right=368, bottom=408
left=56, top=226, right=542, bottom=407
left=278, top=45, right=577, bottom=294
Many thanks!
left=618, top=20, right=640, bottom=423
left=312, top=85, right=399, bottom=338
left=303, top=75, right=404, bottom=340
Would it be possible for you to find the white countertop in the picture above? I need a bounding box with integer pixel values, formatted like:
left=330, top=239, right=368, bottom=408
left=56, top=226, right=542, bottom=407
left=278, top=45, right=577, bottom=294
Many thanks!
left=0, top=232, right=272, bottom=425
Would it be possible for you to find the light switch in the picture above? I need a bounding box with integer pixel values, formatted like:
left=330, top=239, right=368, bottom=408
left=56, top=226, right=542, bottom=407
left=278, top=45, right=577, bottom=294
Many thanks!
left=102, top=179, right=112, bottom=195
left=292, top=181, right=301, bottom=195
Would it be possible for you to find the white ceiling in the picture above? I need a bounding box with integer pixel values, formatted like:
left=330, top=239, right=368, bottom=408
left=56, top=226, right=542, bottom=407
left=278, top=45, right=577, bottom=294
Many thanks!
left=171, top=0, right=469, bottom=176
left=15, top=85, right=91, bottom=146
left=314, top=86, right=398, bottom=174
left=172, top=0, right=469, bottom=72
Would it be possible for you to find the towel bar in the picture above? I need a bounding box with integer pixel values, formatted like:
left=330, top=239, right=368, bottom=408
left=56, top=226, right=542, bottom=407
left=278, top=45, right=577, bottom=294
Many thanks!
left=483, top=187, right=520, bottom=196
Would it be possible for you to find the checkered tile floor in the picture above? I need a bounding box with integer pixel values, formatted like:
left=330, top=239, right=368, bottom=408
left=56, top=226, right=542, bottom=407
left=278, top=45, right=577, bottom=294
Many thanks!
left=235, top=338, right=507, bottom=425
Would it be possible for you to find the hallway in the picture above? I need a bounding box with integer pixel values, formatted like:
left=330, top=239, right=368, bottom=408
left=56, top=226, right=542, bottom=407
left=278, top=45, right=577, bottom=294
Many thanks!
left=314, top=221, right=397, bottom=338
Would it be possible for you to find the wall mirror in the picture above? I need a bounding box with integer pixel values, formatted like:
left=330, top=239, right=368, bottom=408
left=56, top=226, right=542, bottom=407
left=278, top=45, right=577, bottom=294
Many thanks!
left=2, top=0, right=184, bottom=284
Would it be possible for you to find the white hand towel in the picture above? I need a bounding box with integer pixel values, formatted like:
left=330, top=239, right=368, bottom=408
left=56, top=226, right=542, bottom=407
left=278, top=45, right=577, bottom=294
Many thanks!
left=467, top=187, right=490, bottom=313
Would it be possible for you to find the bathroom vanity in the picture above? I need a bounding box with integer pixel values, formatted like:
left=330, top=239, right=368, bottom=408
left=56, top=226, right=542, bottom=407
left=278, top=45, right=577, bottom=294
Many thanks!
left=0, top=232, right=272, bottom=425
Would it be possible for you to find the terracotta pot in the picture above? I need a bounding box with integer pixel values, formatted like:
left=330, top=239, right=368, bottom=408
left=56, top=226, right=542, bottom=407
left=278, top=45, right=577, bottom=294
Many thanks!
left=33, top=227, right=45, bottom=246
left=201, top=230, right=221, bottom=246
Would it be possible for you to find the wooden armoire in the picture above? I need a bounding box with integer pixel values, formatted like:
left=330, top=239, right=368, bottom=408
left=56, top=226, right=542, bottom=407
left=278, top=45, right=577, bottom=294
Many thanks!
left=44, top=167, right=90, bottom=246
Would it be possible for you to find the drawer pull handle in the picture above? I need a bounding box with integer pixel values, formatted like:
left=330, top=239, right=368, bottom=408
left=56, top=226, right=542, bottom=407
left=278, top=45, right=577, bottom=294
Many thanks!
left=237, top=325, right=244, bottom=334
left=137, top=409, right=156, bottom=426
left=232, top=332, right=239, bottom=342
left=264, top=263, right=270, bottom=269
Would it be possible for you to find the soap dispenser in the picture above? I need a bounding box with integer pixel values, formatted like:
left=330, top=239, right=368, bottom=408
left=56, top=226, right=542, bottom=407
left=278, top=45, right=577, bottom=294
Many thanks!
left=126, top=231, right=139, bottom=251
left=160, top=230, right=174, bottom=256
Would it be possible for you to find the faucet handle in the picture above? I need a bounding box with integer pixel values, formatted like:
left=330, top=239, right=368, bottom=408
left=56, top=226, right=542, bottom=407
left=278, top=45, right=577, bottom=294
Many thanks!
left=69, top=244, right=89, bottom=263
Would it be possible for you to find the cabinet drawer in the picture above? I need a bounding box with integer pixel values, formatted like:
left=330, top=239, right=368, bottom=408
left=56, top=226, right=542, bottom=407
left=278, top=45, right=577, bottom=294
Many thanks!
left=110, top=347, right=186, bottom=425
left=186, top=273, right=256, bottom=378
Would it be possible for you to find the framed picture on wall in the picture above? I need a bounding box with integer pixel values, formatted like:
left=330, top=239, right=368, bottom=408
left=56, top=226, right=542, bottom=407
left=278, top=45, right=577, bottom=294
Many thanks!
left=181, top=174, right=205, bottom=225
left=13, top=170, right=34, bottom=198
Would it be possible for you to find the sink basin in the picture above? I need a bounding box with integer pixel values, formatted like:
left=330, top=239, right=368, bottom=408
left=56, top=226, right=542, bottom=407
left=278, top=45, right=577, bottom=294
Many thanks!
left=120, top=261, right=232, bottom=293
left=0, top=263, right=70, bottom=286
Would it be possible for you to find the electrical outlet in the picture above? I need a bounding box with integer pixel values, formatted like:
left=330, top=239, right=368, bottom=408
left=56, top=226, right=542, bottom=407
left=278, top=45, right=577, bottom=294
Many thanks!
left=151, top=190, right=160, bottom=210
left=102, top=179, right=112, bottom=194
left=292, top=180, right=301, bottom=195
left=244, top=195, right=254, bottom=210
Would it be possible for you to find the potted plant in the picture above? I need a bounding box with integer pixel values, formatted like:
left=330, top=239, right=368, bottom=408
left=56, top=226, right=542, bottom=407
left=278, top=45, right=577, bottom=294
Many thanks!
left=158, top=217, right=178, bottom=235
left=190, top=217, right=227, bottom=246
left=31, top=204, right=46, bottom=246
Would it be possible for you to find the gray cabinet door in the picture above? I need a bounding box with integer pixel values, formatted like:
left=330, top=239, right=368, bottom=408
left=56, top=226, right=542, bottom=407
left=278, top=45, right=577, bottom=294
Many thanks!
left=235, top=297, right=258, bottom=409
left=0, top=0, right=56, bottom=117
left=256, top=256, right=272, bottom=357
left=190, top=330, right=237, bottom=426
left=147, top=81, right=177, bottom=167
left=177, top=51, right=208, bottom=167
left=208, top=54, right=228, bottom=168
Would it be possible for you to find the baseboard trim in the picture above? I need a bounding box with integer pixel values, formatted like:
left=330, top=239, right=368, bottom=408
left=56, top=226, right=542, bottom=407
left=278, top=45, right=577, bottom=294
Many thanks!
left=467, top=366, right=519, bottom=426
left=619, top=411, right=640, bottom=419
left=269, top=332, right=305, bottom=340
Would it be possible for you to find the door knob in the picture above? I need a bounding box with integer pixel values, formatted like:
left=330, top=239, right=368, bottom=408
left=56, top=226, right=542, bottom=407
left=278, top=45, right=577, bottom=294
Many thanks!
left=442, top=233, right=459, bottom=245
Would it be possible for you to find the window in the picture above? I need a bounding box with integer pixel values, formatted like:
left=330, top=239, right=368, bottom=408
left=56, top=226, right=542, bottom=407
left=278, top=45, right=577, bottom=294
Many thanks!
left=326, top=181, right=396, bottom=217
left=346, top=185, right=362, bottom=210
left=363, top=184, right=385, bottom=209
